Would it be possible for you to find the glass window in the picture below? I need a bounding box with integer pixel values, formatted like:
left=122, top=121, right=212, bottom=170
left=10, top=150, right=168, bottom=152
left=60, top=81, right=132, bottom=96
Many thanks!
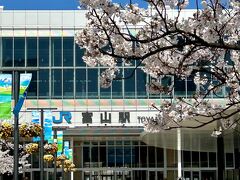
left=39, top=69, right=49, bottom=97
left=136, top=68, right=147, bottom=98
left=116, top=147, right=123, bottom=167
left=183, top=151, right=191, bottom=167
left=26, top=71, right=37, bottom=98
left=63, top=37, right=73, bottom=67
left=76, top=69, right=86, bottom=98
left=140, top=146, right=147, bottom=167
left=148, top=77, right=161, bottom=99
left=2, top=37, right=13, bottom=67
left=167, top=149, right=177, bottom=167
left=87, top=68, right=98, bottom=98
left=124, top=141, right=131, bottom=145
left=100, top=146, right=106, bottom=167
left=39, top=37, right=49, bottom=67
left=156, top=147, right=164, bottom=167
left=209, top=152, right=216, bottom=167
left=75, top=44, right=85, bottom=67
left=124, top=68, right=135, bottom=98
left=26, top=37, right=37, bottom=67
left=174, top=76, right=186, bottom=97
left=124, top=146, right=131, bottom=167
left=200, top=152, right=208, bottom=167
left=91, top=146, right=99, bottom=166
left=100, top=69, right=111, bottom=98
left=14, top=37, right=25, bottom=67
left=112, top=69, right=123, bottom=99
left=83, top=147, right=90, bottom=167
left=52, top=69, right=62, bottom=98
left=51, top=37, right=62, bottom=67
left=226, top=153, right=234, bottom=167
left=148, top=146, right=156, bottom=167
left=192, top=151, right=199, bottom=167
left=132, top=145, right=139, bottom=167
left=187, top=74, right=196, bottom=97
left=63, top=69, right=74, bottom=98
left=108, top=146, right=115, bottom=167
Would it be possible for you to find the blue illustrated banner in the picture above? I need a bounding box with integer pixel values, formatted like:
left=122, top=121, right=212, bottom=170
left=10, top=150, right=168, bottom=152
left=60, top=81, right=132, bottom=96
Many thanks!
left=13, top=73, right=32, bottom=116
left=0, top=74, right=12, bottom=119
left=32, top=110, right=53, bottom=142
left=44, top=110, right=53, bottom=141
left=69, top=149, right=73, bottom=161
left=57, top=131, right=63, bottom=156
left=64, top=141, right=70, bottom=158
left=32, top=111, right=40, bottom=142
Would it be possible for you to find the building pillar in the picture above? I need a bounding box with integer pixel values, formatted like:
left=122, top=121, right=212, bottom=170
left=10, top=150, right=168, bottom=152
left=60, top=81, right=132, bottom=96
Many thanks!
left=234, top=130, right=239, bottom=179
left=164, top=148, right=167, bottom=179
left=217, top=136, right=224, bottom=180
left=177, top=129, right=182, bottom=179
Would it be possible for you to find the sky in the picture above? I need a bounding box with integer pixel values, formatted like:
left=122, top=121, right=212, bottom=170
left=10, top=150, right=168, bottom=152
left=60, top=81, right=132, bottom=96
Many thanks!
left=0, top=0, right=202, bottom=10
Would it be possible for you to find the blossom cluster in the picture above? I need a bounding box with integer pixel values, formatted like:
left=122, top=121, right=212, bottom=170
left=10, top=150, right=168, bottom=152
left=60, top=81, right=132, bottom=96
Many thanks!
left=76, top=0, right=240, bottom=130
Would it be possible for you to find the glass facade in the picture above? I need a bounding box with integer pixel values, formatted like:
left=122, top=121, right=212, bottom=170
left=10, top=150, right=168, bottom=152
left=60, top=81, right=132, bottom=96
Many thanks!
left=0, top=37, right=227, bottom=100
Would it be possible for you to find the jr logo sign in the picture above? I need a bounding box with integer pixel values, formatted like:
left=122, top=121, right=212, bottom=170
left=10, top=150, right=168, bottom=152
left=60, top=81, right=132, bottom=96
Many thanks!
left=53, top=111, right=72, bottom=124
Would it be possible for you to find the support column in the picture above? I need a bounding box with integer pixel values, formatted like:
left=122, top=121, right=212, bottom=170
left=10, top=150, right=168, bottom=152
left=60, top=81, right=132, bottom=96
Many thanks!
left=177, top=129, right=182, bottom=179
left=234, top=130, right=239, bottom=179
left=164, top=148, right=167, bottom=179
left=217, top=136, right=224, bottom=180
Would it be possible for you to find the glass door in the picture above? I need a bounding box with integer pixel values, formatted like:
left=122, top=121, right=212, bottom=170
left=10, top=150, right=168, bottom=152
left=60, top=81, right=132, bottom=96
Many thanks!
left=184, top=171, right=191, bottom=180
left=183, top=171, right=200, bottom=180
left=201, top=170, right=216, bottom=180
left=149, top=171, right=156, bottom=180
left=192, top=171, right=200, bottom=180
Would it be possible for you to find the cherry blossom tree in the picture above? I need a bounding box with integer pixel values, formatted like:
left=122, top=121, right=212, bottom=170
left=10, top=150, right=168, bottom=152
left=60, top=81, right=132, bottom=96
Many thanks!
left=0, top=140, right=30, bottom=176
left=75, top=0, right=240, bottom=132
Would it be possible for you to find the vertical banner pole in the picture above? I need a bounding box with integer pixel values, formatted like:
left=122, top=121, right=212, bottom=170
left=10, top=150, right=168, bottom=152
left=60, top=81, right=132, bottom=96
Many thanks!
left=40, top=109, right=44, bottom=180
left=13, top=71, right=20, bottom=180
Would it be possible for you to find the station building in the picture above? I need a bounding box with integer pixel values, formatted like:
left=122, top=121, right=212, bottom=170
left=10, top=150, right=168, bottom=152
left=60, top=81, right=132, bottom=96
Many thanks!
left=0, top=6, right=238, bottom=180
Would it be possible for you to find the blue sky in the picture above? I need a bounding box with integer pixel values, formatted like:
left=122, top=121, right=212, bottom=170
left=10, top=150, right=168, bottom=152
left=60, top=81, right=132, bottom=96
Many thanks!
left=0, top=0, right=201, bottom=10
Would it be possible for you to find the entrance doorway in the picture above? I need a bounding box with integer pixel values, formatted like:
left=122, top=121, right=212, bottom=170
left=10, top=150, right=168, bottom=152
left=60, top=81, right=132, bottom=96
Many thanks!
left=201, top=170, right=216, bottom=180
left=183, top=171, right=200, bottom=180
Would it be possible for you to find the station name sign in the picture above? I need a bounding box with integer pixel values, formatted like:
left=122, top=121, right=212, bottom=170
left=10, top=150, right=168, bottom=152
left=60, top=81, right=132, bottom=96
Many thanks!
left=22, top=110, right=158, bottom=127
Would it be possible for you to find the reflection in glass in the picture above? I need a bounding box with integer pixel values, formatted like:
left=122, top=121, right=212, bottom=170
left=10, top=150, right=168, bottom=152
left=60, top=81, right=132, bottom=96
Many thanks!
left=183, top=151, right=191, bottom=167
left=148, top=147, right=156, bottom=167
left=63, top=37, right=73, bottom=67
left=87, top=68, right=98, bottom=98
left=192, top=151, right=200, bottom=167
left=75, top=44, right=85, bottom=67
left=124, top=68, right=135, bottom=98
left=100, top=69, right=111, bottom=98
left=2, top=37, right=13, bottom=67
left=51, top=37, right=62, bottom=67
left=39, top=37, right=49, bottom=67
left=200, top=152, right=208, bottom=167
left=26, top=71, right=37, bottom=98
left=108, top=146, right=115, bottom=167
left=63, top=69, right=74, bottom=98
left=52, top=69, right=62, bottom=98
left=174, top=77, right=186, bottom=97
left=27, top=37, right=37, bottom=66
left=76, top=69, right=86, bottom=98
left=83, top=147, right=90, bottom=167
left=39, top=69, right=49, bottom=98
left=14, top=37, right=25, bottom=67
left=112, top=69, right=123, bottom=99
left=136, top=68, right=147, bottom=98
